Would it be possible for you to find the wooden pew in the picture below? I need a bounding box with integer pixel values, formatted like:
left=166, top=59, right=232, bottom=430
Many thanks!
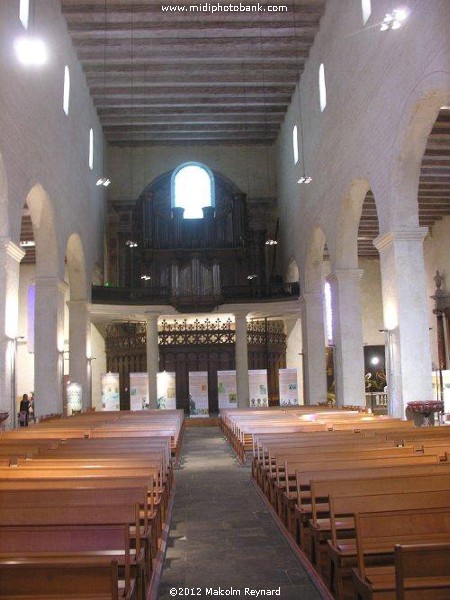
left=0, top=556, right=127, bottom=599
left=351, top=507, right=450, bottom=600
left=394, top=542, right=450, bottom=600
left=327, top=489, right=450, bottom=599
left=0, top=485, right=153, bottom=584
left=292, top=456, right=445, bottom=549
left=308, top=471, right=450, bottom=578
left=0, top=504, right=142, bottom=600
left=280, top=453, right=440, bottom=538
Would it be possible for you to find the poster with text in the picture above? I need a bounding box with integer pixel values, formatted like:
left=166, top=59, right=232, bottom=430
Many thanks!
left=249, top=369, right=269, bottom=408
left=129, top=372, right=149, bottom=411
left=188, top=371, right=209, bottom=416
left=100, top=373, right=120, bottom=411
left=278, top=368, right=299, bottom=406
left=157, top=371, right=177, bottom=410
left=218, top=370, right=237, bottom=409
left=67, top=383, right=82, bottom=415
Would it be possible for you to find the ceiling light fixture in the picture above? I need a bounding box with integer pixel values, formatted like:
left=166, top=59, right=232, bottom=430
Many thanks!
left=380, top=8, right=409, bottom=31
left=96, top=177, right=111, bottom=187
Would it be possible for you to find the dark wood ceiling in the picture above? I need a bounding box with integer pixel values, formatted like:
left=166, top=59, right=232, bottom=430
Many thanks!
left=358, top=108, right=450, bottom=257
left=60, top=0, right=326, bottom=145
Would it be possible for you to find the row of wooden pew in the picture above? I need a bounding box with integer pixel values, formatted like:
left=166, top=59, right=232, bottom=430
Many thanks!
left=222, top=407, right=450, bottom=599
left=0, top=409, right=184, bottom=599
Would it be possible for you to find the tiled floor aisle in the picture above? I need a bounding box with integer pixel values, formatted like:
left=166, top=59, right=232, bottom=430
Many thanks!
left=157, top=428, right=325, bottom=599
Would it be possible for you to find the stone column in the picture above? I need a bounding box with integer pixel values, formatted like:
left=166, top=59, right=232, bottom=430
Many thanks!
left=0, top=239, right=25, bottom=428
left=146, top=316, right=159, bottom=408
left=67, top=300, right=92, bottom=411
left=327, top=269, right=365, bottom=407
left=34, top=277, right=67, bottom=418
left=374, top=228, right=432, bottom=418
left=235, top=312, right=249, bottom=408
left=300, top=293, right=327, bottom=405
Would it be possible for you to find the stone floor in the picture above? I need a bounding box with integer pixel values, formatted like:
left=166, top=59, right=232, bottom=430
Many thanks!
left=157, top=428, right=325, bottom=599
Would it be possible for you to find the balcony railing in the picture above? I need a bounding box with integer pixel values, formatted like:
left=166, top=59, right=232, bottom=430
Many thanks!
left=92, top=282, right=300, bottom=307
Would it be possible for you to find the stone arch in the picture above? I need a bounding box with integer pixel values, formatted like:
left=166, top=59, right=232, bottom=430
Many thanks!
left=334, top=178, right=372, bottom=269
left=26, top=184, right=61, bottom=278
left=65, top=232, right=88, bottom=301
left=387, top=73, right=450, bottom=230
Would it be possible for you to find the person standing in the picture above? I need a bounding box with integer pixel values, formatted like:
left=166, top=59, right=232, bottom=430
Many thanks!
left=18, top=394, right=30, bottom=427
left=29, top=392, right=36, bottom=424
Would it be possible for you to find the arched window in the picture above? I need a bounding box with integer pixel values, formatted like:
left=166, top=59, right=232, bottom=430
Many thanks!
left=63, top=66, right=70, bottom=115
left=319, top=63, right=327, bottom=112
left=171, top=162, right=214, bottom=219
left=292, top=125, right=299, bottom=165
left=361, top=0, right=371, bottom=25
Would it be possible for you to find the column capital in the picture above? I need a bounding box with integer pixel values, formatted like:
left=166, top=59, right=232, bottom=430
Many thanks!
left=326, top=269, right=363, bottom=284
left=373, top=227, right=428, bottom=252
left=144, top=313, right=159, bottom=323
left=233, top=310, right=248, bottom=321
left=67, top=300, right=91, bottom=312
left=0, top=238, right=26, bottom=263
left=34, top=276, right=68, bottom=294
left=301, top=291, right=323, bottom=303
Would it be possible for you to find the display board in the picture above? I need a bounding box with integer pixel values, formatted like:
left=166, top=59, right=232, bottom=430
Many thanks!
left=66, top=383, right=82, bottom=415
left=129, top=372, right=149, bottom=411
left=188, top=371, right=209, bottom=416
left=278, top=368, right=299, bottom=406
left=218, top=370, right=237, bottom=409
left=249, top=369, right=269, bottom=408
left=157, top=371, right=177, bottom=410
left=100, top=373, right=120, bottom=411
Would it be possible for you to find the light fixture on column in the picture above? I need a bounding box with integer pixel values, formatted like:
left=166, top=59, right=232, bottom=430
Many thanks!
left=15, top=0, right=48, bottom=66
left=247, top=274, right=258, bottom=281
left=140, top=274, right=151, bottom=281
left=265, top=239, right=278, bottom=246
left=380, top=7, right=409, bottom=31
left=125, top=239, right=138, bottom=248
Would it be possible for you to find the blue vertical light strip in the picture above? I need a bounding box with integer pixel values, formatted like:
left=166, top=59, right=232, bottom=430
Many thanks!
left=324, top=281, right=333, bottom=343
left=27, top=283, right=35, bottom=353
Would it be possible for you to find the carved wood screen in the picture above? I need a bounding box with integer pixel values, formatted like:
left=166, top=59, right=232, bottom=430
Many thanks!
left=105, top=318, right=286, bottom=411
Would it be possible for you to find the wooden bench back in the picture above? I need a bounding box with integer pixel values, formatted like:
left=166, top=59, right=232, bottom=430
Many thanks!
left=310, top=471, right=450, bottom=524
left=395, top=542, right=450, bottom=600
left=283, top=453, right=440, bottom=490
left=0, top=558, right=121, bottom=599
left=330, top=489, right=450, bottom=546
left=355, top=507, right=450, bottom=577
